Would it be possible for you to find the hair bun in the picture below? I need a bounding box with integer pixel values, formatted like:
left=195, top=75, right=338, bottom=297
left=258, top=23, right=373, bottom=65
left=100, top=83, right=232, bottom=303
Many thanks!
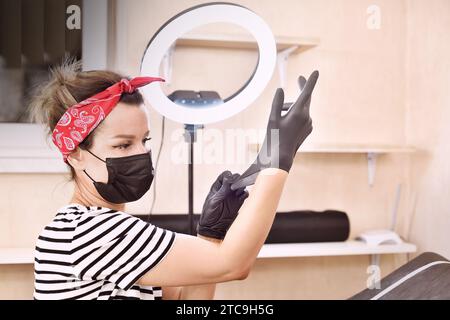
left=52, top=57, right=81, bottom=86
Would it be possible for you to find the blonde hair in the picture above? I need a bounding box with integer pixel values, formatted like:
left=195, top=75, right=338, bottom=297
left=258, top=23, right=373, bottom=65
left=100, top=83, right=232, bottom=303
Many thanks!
left=29, top=58, right=144, bottom=180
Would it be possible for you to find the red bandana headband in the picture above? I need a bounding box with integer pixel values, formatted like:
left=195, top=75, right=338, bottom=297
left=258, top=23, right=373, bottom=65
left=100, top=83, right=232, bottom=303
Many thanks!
left=51, top=76, right=164, bottom=162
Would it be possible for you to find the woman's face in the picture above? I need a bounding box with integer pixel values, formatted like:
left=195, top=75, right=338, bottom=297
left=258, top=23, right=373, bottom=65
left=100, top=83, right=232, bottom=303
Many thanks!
left=74, top=102, right=151, bottom=185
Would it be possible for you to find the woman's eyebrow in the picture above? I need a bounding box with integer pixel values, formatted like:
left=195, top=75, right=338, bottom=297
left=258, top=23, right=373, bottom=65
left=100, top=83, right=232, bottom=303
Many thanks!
left=111, top=134, right=135, bottom=139
left=111, top=131, right=150, bottom=139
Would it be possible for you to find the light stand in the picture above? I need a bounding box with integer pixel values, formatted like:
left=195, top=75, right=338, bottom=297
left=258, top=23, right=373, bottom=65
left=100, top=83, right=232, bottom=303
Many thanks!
left=183, top=123, right=203, bottom=235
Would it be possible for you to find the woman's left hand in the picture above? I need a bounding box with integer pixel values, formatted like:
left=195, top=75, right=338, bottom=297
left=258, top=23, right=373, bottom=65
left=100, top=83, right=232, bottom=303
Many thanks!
left=197, top=171, right=249, bottom=240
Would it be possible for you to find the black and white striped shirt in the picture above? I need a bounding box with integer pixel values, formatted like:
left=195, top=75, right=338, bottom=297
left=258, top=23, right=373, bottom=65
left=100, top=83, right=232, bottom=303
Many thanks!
left=34, top=203, right=176, bottom=300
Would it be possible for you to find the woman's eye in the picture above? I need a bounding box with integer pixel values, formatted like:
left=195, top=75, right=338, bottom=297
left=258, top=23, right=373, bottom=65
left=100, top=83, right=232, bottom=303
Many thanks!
left=113, top=138, right=151, bottom=150
left=114, top=143, right=130, bottom=150
left=142, top=137, right=152, bottom=149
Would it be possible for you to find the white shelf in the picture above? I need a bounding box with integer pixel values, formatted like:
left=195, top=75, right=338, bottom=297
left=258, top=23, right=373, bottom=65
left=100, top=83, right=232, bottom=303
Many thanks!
left=163, top=33, right=319, bottom=88
left=176, top=33, right=319, bottom=54
left=299, top=145, right=416, bottom=154
left=249, top=143, right=416, bottom=187
left=257, top=240, right=417, bottom=259
left=0, top=123, right=68, bottom=173
left=249, top=143, right=416, bottom=154
left=0, top=248, right=34, bottom=265
left=0, top=241, right=416, bottom=265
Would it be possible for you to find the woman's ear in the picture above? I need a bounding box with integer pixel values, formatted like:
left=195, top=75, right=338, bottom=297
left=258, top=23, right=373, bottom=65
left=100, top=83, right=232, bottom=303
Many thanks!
left=67, top=147, right=85, bottom=171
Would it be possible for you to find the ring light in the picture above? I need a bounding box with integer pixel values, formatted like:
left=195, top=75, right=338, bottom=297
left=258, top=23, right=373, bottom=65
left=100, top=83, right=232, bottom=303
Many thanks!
left=140, top=2, right=277, bottom=124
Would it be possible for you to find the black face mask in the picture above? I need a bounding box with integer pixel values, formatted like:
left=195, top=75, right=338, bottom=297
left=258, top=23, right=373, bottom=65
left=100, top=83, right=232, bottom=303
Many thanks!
left=83, top=149, right=154, bottom=204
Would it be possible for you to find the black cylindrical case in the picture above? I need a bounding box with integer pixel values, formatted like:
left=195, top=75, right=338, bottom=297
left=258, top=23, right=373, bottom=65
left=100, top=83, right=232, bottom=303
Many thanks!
left=265, top=210, right=350, bottom=243
left=137, top=210, right=350, bottom=243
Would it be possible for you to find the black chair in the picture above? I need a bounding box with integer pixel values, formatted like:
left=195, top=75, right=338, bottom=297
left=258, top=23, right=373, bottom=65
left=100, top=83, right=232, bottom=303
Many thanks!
left=350, top=252, right=450, bottom=300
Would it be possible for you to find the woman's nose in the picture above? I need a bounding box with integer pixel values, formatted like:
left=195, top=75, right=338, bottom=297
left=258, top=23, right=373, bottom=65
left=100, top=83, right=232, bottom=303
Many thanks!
left=136, top=144, right=148, bottom=154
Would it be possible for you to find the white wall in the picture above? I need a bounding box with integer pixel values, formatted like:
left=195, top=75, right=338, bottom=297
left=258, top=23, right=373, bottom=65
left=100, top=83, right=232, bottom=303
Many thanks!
left=406, top=0, right=450, bottom=258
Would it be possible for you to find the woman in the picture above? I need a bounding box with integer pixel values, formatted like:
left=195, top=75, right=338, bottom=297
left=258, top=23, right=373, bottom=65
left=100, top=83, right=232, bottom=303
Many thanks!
left=30, top=60, right=318, bottom=300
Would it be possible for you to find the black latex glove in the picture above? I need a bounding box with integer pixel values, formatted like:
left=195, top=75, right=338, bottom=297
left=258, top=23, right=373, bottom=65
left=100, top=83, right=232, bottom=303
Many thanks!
left=231, top=70, right=319, bottom=191
left=197, top=170, right=249, bottom=239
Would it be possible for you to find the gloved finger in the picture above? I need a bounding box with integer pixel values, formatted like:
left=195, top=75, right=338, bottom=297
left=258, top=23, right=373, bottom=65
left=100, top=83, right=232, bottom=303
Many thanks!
left=268, top=88, right=285, bottom=123
left=230, top=171, right=258, bottom=190
left=298, top=75, right=312, bottom=114
left=303, top=70, right=319, bottom=97
left=280, top=76, right=306, bottom=115
left=298, top=75, right=307, bottom=91
left=234, top=187, right=246, bottom=197
left=288, top=70, right=319, bottom=119
left=211, top=170, right=232, bottom=192
left=239, top=190, right=249, bottom=202
left=230, top=173, right=241, bottom=181
left=217, top=170, right=233, bottom=183
left=229, top=173, right=241, bottom=183
left=304, top=95, right=312, bottom=114
left=228, top=172, right=244, bottom=192
left=282, top=76, right=305, bottom=115
left=215, top=176, right=234, bottom=199
left=294, top=71, right=317, bottom=111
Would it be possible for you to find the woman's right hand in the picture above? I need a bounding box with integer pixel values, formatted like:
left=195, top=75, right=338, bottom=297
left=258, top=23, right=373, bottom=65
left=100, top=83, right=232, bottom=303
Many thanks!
left=231, top=70, right=319, bottom=190
left=197, top=170, right=248, bottom=240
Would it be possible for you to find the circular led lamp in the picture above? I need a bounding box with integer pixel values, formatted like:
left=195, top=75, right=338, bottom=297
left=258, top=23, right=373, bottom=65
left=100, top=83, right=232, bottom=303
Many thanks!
left=140, top=2, right=277, bottom=124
